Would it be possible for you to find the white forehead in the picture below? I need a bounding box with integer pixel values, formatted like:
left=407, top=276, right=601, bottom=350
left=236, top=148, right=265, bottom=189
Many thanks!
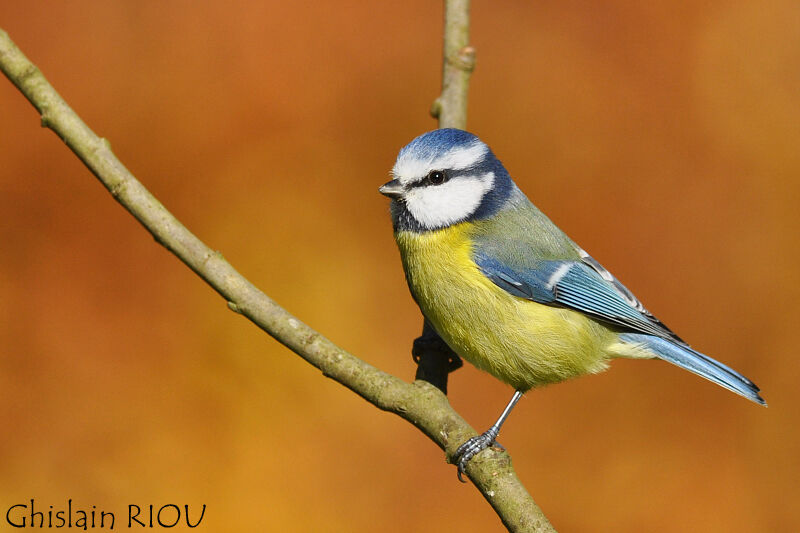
left=392, top=140, right=489, bottom=184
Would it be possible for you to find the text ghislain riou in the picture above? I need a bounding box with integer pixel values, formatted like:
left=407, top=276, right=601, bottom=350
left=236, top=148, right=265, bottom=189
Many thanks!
left=6, top=500, right=206, bottom=529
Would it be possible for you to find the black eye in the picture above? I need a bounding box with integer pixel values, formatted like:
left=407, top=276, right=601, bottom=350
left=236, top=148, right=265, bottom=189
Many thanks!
left=427, top=170, right=447, bottom=185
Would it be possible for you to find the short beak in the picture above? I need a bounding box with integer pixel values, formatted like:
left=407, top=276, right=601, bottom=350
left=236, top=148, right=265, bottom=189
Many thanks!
left=378, top=179, right=404, bottom=199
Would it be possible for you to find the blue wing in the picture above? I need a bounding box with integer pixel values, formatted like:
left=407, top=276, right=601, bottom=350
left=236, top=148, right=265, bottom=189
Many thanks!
left=467, top=195, right=763, bottom=404
left=474, top=250, right=684, bottom=343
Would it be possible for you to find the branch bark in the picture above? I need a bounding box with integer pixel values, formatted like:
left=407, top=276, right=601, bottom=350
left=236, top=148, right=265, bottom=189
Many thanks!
left=412, top=0, right=476, bottom=394
left=416, top=4, right=552, bottom=530
left=0, top=21, right=554, bottom=533
left=431, top=0, right=476, bottom=129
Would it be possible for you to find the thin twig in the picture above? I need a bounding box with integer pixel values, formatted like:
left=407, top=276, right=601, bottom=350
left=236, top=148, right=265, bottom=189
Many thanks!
left=415, top=3, right=555, bottom=530
left=413, top=0, right=478, bottom=392
left=0, top=24, right=554, bottom=533
left=431, top=0, right=476, bottom=129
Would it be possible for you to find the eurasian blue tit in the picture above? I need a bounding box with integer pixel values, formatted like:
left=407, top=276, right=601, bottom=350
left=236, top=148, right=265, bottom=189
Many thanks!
left=379, top=128, right=765, bottom=480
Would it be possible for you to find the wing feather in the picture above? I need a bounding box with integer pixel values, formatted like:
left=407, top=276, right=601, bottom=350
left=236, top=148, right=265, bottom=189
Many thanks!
left=474, top=251, right=683, bottom=343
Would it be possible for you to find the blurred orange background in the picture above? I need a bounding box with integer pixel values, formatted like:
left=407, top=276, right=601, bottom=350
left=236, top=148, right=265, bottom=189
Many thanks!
left=1, top=1, right=798, bottom=531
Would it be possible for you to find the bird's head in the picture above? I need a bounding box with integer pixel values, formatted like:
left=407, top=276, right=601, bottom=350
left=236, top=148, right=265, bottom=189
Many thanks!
left=380, top=129, right=515, bottom=232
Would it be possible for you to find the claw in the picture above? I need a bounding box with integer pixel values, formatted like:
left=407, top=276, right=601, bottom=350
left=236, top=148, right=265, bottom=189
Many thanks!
left=453, top=429, right=500, bottom=482
left=452, top=390, right=524, bottom=482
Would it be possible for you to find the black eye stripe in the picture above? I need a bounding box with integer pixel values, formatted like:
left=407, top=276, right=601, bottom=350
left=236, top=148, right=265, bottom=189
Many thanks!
left=408, top=170, right=450, bottom=188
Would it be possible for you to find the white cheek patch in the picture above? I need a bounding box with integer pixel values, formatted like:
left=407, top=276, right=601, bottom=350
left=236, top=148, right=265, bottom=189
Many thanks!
left=404, top=172, right=495, bottom=229
left=393, top=141, right=488, bottom=185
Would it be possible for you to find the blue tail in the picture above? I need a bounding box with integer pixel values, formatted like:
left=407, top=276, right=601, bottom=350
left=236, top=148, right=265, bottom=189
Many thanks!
left=620, top=333, right=766, bottom=405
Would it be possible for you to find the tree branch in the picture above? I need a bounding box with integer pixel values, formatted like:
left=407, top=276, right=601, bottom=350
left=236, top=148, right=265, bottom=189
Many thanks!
left=430, top=0, right=476, bottom=129
left=413, top=0, right=477, bottom=392
left=415, top=6, right=553, bottom=530
left=0, top=24, right=554, bottom=533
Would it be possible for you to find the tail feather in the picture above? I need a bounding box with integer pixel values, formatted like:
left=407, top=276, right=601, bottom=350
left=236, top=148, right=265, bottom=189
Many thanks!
left=619, top=333, right=766, bottom=405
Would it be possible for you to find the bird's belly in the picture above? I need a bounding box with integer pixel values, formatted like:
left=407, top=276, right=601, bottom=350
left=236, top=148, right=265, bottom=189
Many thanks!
left=396, top=226, right=611, bottom=391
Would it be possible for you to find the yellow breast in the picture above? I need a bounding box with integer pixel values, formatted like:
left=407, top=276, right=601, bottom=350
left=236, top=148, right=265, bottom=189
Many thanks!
left=395, top=224, right=614, bottom=391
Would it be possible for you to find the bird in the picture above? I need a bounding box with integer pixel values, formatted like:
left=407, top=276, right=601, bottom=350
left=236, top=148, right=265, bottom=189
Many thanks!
left=378, top=128, right=765, bottom=481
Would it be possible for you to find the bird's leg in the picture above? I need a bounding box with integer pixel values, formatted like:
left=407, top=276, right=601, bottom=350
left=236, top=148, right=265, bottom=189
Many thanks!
left=453, top=390, right=523, bottom=482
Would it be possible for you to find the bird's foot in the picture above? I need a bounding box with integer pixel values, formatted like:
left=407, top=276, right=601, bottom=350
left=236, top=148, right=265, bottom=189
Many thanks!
left=453, top=428, right=500, bottom=483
